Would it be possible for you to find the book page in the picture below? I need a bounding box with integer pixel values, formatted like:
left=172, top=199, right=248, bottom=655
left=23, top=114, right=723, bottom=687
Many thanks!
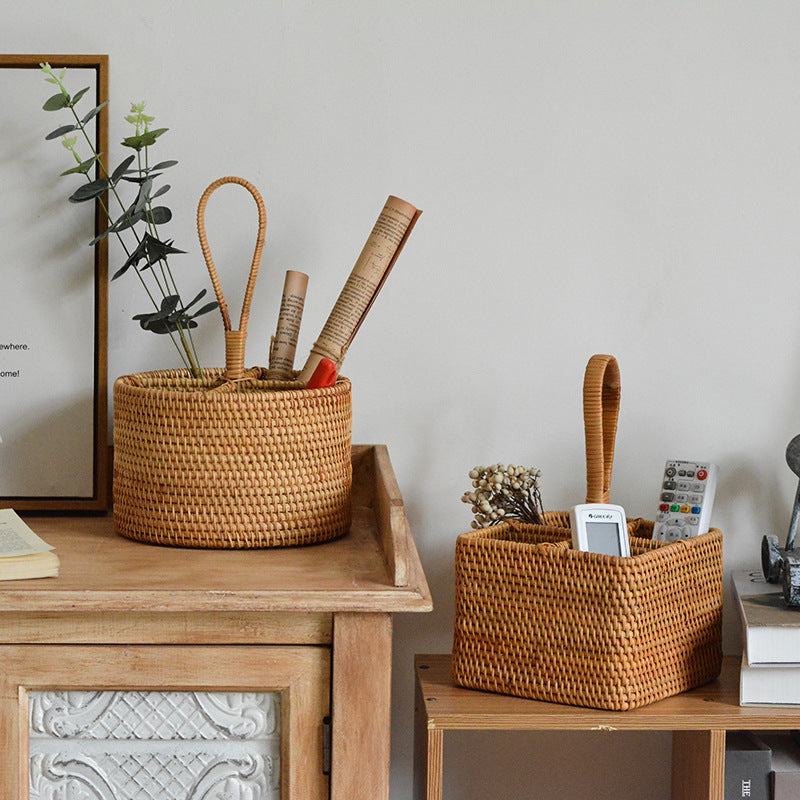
left=298, top=195, right=420, bottom=382
left=0, top=509, right=54, bottom=556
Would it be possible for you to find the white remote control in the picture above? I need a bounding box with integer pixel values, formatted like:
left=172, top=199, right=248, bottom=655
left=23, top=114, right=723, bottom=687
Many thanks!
left=653, top=460, right=718, bottom=542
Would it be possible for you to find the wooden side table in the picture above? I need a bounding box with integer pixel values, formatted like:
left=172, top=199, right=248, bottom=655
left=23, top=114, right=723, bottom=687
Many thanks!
left=414, top=653, right=800, bottom=800
left=0, top=445, right=431, bottom=800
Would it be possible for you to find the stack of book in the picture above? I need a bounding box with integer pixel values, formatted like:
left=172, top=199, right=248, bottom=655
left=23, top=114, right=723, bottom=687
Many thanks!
left=726, top=730, right=800, bottom=799
left=732, top=570, right=800, bottom=705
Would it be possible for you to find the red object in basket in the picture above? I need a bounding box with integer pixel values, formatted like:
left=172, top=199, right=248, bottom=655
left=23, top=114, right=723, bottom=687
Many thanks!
left=306, top=358, right=338, bottom=389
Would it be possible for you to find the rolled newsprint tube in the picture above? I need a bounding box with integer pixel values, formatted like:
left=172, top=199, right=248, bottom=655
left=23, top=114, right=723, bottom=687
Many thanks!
left=267, top=270, right=309, bottom=379
left=297, top=195, right=421, bottom=383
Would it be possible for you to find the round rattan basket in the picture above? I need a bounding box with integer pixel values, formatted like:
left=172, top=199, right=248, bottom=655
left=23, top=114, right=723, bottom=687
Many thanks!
left=113, top=369, right=352, bottom=548
left=112, top=176, right=353, bottom=548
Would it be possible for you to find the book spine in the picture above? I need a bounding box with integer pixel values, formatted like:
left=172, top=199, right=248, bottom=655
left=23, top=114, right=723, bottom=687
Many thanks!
left=774, top=771, right=800, bottom=800
left=725, top=735, right=771, bottom=800
left=739, top=657, right=800, bottom=705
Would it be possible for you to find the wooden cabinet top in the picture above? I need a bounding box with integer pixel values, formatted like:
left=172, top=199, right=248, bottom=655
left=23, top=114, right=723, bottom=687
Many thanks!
left=0, top=445, right=431, bottom=614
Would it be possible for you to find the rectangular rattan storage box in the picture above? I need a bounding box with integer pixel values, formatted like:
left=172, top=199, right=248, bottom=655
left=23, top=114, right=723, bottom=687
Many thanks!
left=452, top=354, right=723, bottom=711
left=451, top=514, right=723, bottom=711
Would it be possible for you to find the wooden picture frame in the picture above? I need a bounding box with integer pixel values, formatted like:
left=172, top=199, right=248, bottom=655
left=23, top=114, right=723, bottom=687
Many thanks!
left=0, top=54, right=109, bottom=511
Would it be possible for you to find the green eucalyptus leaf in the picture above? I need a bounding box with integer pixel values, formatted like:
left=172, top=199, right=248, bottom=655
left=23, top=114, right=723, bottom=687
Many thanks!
left=133, top=178, right=153, bottom=215
left=88, top=226, right=113, bottom=247
left=111, top=262, right=133, bottom=281
left=122, top=129, right=167, bottom=150
left=133, top=297, right=197, bottom=334
left=150, top=295, right=181, bottom=318
left=138, top=235, right=185, bottom=272
left=137, top=316, right=198, bottom=335
left=146, top=206, right=172, bottom=225
left=111, top=154, right=136, bottom=184
left=121, top=134, right=146, bottom=151
left=70, top=86, right=91, bottom=107
left=42, top=92, right=69, bottom=111
left=150, top=184, right=171, bottom=199
left=81, top=100, right=109, bottom=124
left=142, top=234, right=185, bottom=264
left=189, top=301, right=219, bottom=319
left=68, top=179, right=109, bottom=203
left=112, top=238, right=148, bottom=280
left=150, top=160, right=178, bottom=171
left=181, top=289, right=207, bottom=312
left=45, top=124, right=77, bottom=140
left=60, top=155, right=100, bottom=176
left=113, top=209, right=145, bottom=232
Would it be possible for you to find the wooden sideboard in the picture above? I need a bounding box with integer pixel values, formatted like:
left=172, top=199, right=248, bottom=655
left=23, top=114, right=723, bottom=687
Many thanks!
left=0, top=444, right=431, bottom=800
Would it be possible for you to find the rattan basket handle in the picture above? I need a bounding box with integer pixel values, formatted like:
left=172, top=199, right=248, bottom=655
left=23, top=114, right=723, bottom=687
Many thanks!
left=583, top=354, right=621, bottom=504
left=197, top=176, right=267, bottom=380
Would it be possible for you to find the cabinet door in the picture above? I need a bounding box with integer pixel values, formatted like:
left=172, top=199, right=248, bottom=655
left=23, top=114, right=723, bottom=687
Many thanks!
left=0, top=645, right=329, bottom=800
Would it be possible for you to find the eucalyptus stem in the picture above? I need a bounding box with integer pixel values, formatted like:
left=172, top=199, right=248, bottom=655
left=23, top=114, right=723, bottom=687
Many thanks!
left=61, top=131, right=191, bottom=372
left=40, top=64, right=215, bottom=378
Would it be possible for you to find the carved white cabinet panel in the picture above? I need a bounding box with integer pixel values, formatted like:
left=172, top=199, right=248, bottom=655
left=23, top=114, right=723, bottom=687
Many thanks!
left=29, top=690, right=281, bottom=800
left=0, top=645, right=329, bottom=800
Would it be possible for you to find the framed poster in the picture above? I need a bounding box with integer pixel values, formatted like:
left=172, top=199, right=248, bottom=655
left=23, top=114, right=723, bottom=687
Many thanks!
left=0, top=55, right=109, bottom=510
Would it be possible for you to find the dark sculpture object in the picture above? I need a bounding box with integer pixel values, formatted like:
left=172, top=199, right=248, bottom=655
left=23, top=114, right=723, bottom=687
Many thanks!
left=762, top=434, right=800, bottom=607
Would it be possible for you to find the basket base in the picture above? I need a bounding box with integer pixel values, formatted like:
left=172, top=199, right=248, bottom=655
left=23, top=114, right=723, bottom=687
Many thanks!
left=113, top=514, right=352, bottom=549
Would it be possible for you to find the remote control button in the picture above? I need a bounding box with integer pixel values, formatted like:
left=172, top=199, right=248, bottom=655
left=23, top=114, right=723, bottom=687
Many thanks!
left=677, top=480, right=691, bottom=491
left=690, top=494, right=703, bottom=505
left=659, top=503, right=669, bottom=511
left=666, top=467, right=677, bottom=478
left=675, top=493, right=688, bottom=503
left=678, top=470, right=686, bottom=477
left=688, top=515, right=699, bottom=524
left=691, top=505, right=701, bottom=514
left=657, top=511, right=669, bottom=521
left=661, top=492, right=675, bottom=501
left=670, top=504, right=680, bottom=512
left=686, top=470, right=695, bottom=477
left=697, top=469, right=707, bottom=480
left=692, top=483, right=705, bottom=493
left=664, top=480, right=676, bottom=490
left=680, top=505, right=690, bottom=513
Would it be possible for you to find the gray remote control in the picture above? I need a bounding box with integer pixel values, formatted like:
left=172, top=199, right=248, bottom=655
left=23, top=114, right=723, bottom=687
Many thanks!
left=653, top=460, right=718, bottom=542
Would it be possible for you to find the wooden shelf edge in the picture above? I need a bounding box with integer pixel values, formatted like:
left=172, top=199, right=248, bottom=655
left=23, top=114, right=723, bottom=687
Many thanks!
left=415, top=654, right=800, bottom=732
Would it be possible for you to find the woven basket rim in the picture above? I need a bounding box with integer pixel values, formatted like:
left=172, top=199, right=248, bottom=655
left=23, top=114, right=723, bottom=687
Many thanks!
left=114, top=367, right=351, bottom=398
left=456, top=519, right=722, bottom=565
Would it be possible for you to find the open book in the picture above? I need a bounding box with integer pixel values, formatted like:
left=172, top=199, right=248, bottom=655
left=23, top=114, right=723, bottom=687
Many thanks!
left=0, top=509, right=59, bottom=580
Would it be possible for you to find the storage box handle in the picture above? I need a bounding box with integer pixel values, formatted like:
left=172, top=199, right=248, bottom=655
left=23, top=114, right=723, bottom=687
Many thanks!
left=197, top=176, right=267, bottom=381
left=583, top=354, right=621, bottom=504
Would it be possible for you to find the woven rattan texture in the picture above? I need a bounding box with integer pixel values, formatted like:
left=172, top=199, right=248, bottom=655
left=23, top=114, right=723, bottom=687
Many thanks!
left=452, top=514, right=723, bottom=710
left=113, top=370, right=352, bottom=549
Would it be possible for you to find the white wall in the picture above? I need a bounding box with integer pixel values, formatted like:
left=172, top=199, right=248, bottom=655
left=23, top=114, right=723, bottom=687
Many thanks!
left=5, top=2, right=800, bottom=797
